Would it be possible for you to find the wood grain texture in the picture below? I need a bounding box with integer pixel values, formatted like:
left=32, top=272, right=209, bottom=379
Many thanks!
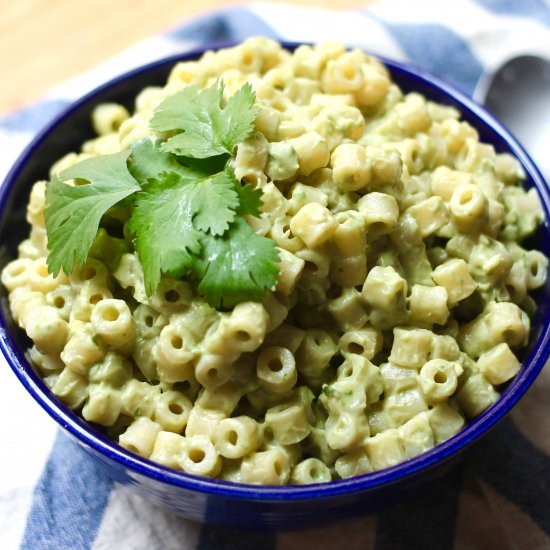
left=0, top=0, right=371, bottom=115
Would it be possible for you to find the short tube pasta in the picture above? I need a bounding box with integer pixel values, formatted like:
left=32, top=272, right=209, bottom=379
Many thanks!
left=408, top=284, right=449, bottom=326
left=150, top=432, right=186, bottom=469
left=119, top=417, right=162, bottom=458
left=92, top=103, right=130, bottom=135
left=357, top=192, right=399, bottom=239
left=155, top=323, right=197, bottom=382
left=363, top=266, right=401, bottom=306
left=418, top=359, right=459, bottom=403
left=91, top=299, right=135, bottom=351
left=449, top=184, right=488, bottom=232
left=338, top=326, right=382, bottom=360
left=26, top=306, right=69, bottom=355
left=290, top=131, right=330, bottom=176
left=276, top=248, right=305, bottom=296
left=214, top=416, right=263, bottom=459
left=289, top=203, right=337, bottom=249
left=178, top=435, right=222, bottom=477
left=154, top=390, right=192, bottom=432
left=82, top=383, right=122, bottom=426
left=240, top=449, right=290, bottom=485
left=256, top=346, right=297, bottom=393
left=330, top=144, right=371, bottom=192
left=291, top=458, right=332, bottom=484
left=265, top=402, right=312, bottom=445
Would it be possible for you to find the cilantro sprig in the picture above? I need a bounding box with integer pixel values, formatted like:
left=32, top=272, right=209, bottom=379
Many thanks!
left=44, top=81, right=279, bottom=308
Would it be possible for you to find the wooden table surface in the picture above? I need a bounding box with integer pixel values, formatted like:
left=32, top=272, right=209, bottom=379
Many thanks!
left=0, top=0, right=372, bottom=116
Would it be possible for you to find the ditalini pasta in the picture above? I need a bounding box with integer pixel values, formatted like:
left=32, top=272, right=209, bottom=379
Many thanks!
left=2, top=38, right=548, bottom=485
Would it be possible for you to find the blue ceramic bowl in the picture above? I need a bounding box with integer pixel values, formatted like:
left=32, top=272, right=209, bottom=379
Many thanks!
left=1, top=42, right=549, bottom=530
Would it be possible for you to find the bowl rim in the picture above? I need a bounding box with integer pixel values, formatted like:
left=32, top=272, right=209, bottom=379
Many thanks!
left=1, top=40, right=550, bottom=501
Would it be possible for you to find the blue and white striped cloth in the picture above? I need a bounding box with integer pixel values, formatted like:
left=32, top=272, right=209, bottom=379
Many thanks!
left=1, top=1, right=550, bottom=548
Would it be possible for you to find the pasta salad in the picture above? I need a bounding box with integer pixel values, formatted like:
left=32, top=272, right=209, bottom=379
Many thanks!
left=2, top=38, right=548, bottom=485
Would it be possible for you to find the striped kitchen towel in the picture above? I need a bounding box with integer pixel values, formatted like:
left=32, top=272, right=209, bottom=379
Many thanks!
left=1, top=1, right=550, bottom=548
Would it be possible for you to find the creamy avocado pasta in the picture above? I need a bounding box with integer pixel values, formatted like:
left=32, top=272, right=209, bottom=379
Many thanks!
left=2, top=38, right=548, bottom=485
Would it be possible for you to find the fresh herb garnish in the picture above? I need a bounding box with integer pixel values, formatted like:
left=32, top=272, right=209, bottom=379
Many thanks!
left=45, top=82, right=279, bottom=308
left=45, top=150, right=140, bottom=277
left=128, top=167, right=239, bottom=295
left=195, top=217, right=281, bottom=309
left=150, top=81, right=259, bottom=158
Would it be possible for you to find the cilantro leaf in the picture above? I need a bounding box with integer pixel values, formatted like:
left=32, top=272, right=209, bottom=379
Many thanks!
left=128, top=172, right=202, bottom=294
left=219, top=83, right=259, bottom=153
left=128, top=138, right=188, bottom=183
left=45, top=150, right=139, bottom=276
left=182, top=154, right=229, bottom=176
left=128, top=168, right=240, bottom=294
left=235, top=182, right=263, bottom=217
left=194, top=218, right=280, bottom=308
left=129, top=138, right=231, bottom=185
left=150, top=82, right=259, bottom=159
left=130, top=140, right=239, bottom=234
left=192, top=170, right=239, bottom=235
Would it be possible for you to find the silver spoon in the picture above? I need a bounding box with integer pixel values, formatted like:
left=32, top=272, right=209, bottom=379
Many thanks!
left=473, top=55, right=550, bottom=181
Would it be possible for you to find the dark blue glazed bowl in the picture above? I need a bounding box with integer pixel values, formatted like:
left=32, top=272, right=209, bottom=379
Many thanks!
left=1, top=42, right=549, bottom=530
